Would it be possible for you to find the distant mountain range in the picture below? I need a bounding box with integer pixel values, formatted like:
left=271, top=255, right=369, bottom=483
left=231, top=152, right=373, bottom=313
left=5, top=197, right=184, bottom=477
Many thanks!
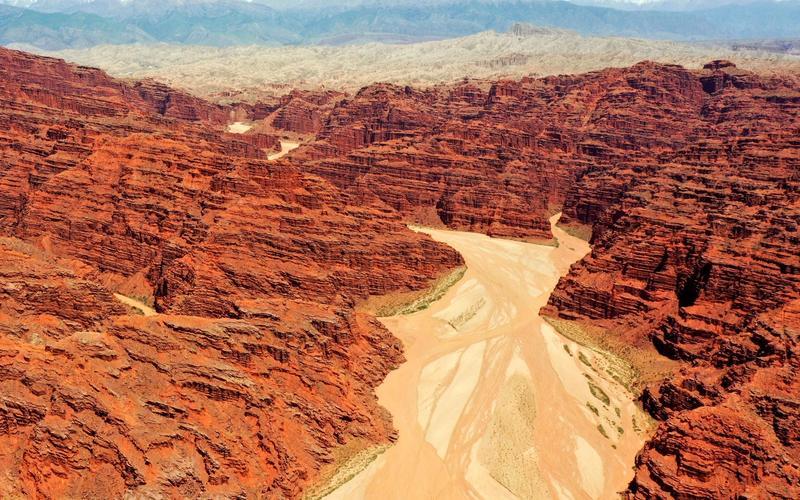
left=567, top=0, right=791, bottom=10
left=25, top=24, right=800, bottom=99
left=1, top=0, right=800, bottom=49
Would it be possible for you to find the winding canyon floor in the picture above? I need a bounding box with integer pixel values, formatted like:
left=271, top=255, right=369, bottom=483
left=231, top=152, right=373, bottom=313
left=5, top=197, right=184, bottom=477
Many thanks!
left=325, top=215, right=650, bottom=500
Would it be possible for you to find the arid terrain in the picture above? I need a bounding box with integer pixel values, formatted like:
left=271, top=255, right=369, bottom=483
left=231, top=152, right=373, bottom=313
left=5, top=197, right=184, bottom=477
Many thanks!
left=324, top=215, right=650, bottom=500
left=20, top=24, right=800, bottom=99
left=0, top=40, right=798, bottom=499
left=0, top=46, right=464, bottom=498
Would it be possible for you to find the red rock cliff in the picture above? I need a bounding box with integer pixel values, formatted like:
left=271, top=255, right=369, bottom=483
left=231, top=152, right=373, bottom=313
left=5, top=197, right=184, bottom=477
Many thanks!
left=0, top=47, right=463, bottom=498
left=290, top=60, right=800, bottom=498
left=542, top=63, right=800, bottom=498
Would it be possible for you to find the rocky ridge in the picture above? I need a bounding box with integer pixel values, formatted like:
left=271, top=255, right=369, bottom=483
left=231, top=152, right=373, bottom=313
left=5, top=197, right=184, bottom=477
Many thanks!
left=292, top=59, right=800, bottom=498
left=0, top=47, right=462, bottom=498
left=31, top=27, right=800, bottom=99
left=547, top=61, right=800, bottom=498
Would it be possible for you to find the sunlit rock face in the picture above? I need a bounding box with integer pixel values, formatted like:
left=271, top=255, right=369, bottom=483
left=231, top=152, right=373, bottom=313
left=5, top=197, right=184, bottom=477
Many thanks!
left=1, top=43, right=799, bottom=499
left=0, top=47, right=462, bottom=498
left=543, top=63, right=800, bottom=499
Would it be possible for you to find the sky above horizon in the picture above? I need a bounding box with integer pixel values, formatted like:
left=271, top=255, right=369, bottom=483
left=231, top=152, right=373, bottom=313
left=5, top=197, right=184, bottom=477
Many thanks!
left=0, top=0, right=759, bottom=7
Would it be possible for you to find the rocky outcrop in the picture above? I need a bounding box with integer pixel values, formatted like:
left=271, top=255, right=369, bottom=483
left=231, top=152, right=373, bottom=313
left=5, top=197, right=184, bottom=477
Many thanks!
left=133, top=79, right=232, bottom=123
left=270, top=89, right=345, bottom=135
left=0, top=239, right=409, bottom=498
left=0, top=47, right=462, bottom=498
left=3, top=45, right=799, bottom=498
left=295, top=62, right=709, bottom=240
left=540, top=64, right=800, bottom=498
left=293, top=59, right=799, bottom=498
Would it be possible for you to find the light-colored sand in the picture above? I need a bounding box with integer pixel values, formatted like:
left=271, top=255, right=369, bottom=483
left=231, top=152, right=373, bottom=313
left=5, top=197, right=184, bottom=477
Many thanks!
left=419, top=339, right=488, bottom=458
left=304, top=444, right=389, bottom=500
left=323, top=214, right=650, bottom=500
left=268, top=140, right=300, bottom=160
left=227, top=121, right=253, bottom=133
left=224, top=127, right=300, bottom=160
left=478, top=373, right=550, bottom=500
left=113, top=293, right=157, bottom=316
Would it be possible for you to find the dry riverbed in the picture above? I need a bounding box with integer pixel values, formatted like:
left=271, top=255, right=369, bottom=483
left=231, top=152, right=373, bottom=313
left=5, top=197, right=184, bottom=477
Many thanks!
left=323, top=214, right=650, bottom=499
left=226, top=121, right=300, bottom=160
left=267, top=140, right=300, bottom=160
left=113, top=293, right=157, bottom=316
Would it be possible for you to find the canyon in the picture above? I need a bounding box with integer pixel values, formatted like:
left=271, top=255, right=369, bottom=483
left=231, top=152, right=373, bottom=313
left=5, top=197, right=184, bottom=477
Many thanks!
left=298, top=58, right=800, bottom=499
left=324, top=215, right=649, bottom=500
left=0, top=47, right=463, bottom=498
left=0, top=45, right=798, bottom=499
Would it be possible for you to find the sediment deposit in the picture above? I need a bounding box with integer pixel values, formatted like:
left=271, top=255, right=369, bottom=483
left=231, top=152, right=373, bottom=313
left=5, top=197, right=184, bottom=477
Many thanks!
left=325, top=215, right=649, bottom=500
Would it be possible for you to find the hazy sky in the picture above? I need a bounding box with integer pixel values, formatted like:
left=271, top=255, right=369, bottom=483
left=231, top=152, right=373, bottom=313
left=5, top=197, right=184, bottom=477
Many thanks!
left=0, top=0, right=795, bottom=15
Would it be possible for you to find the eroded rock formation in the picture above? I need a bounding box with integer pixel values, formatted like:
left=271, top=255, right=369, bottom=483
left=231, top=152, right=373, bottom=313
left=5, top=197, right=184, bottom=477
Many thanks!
left=2, top=45, right=799, bottom=498
left=270, top=89, right=345, bottom=135
left=544, top=64, right=800, bottom=498
left=294, top=60, right=800, bottom=498
left=0, top=47, right=462, bottom=498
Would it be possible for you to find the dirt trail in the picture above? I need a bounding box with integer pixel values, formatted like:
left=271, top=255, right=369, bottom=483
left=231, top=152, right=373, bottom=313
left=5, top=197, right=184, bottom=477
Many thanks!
left=268, top=140, right=300, bottom=160
left=324, top=214, right=648, bottom=500
left=113, top=293, right=157, bottom=316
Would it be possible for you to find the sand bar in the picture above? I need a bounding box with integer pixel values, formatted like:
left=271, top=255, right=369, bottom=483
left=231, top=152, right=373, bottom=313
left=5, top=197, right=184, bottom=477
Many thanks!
left=226, top=121, right=252, bottom=134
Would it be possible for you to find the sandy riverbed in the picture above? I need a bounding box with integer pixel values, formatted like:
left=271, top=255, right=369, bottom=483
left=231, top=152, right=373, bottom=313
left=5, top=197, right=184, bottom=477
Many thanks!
left=226, top=121, right=252, bottom=134
left=113, top=293, right=157, bottom=316
left=323, top=214, right=649, bottom=499
left=226, top=123, right=300, bottom=160
left=268, top=140, right=300, bottom=160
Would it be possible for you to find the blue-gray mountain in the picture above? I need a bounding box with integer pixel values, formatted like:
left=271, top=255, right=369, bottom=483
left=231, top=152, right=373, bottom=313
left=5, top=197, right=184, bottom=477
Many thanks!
left=1, top=0, right=799, bottom=49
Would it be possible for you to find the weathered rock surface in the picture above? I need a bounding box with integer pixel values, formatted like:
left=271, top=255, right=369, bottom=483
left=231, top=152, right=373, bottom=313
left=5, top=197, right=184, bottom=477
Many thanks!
left=0, top=47, right=462, bottom=498
left=294, top=60, right=800, bottom=498
left=269, top=89, right=345, bottom=135
left=541, top=63, right=800, bottom=498
left=3, top=45, right=800, bottom=499
left=295, top=82, right=565, bottom=240
left=294, top=62, right=712, bottom=240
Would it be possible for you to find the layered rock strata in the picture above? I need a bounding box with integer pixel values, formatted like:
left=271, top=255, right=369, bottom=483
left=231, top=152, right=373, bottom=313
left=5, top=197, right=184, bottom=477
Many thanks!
left=0, top=47, right=462, bottom=498
left=295, top=59, right=800, bottom=498
left=544, top=63, right=800, bottom=498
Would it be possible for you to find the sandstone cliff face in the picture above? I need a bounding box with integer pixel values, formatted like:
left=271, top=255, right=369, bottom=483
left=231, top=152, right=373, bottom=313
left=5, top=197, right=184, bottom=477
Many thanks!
left=0, top=48, right=462, bottom=498
left=3, top=45, right=800, bottom=499
left=292, top=60, right=800, bottom=498
left=269, top=89, right=345, bottom=135
left=542, top=64, right=800, bottom=498
left=294, top=62, right=713, bottom=241
left=0, top=240, right=408, bottom=498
